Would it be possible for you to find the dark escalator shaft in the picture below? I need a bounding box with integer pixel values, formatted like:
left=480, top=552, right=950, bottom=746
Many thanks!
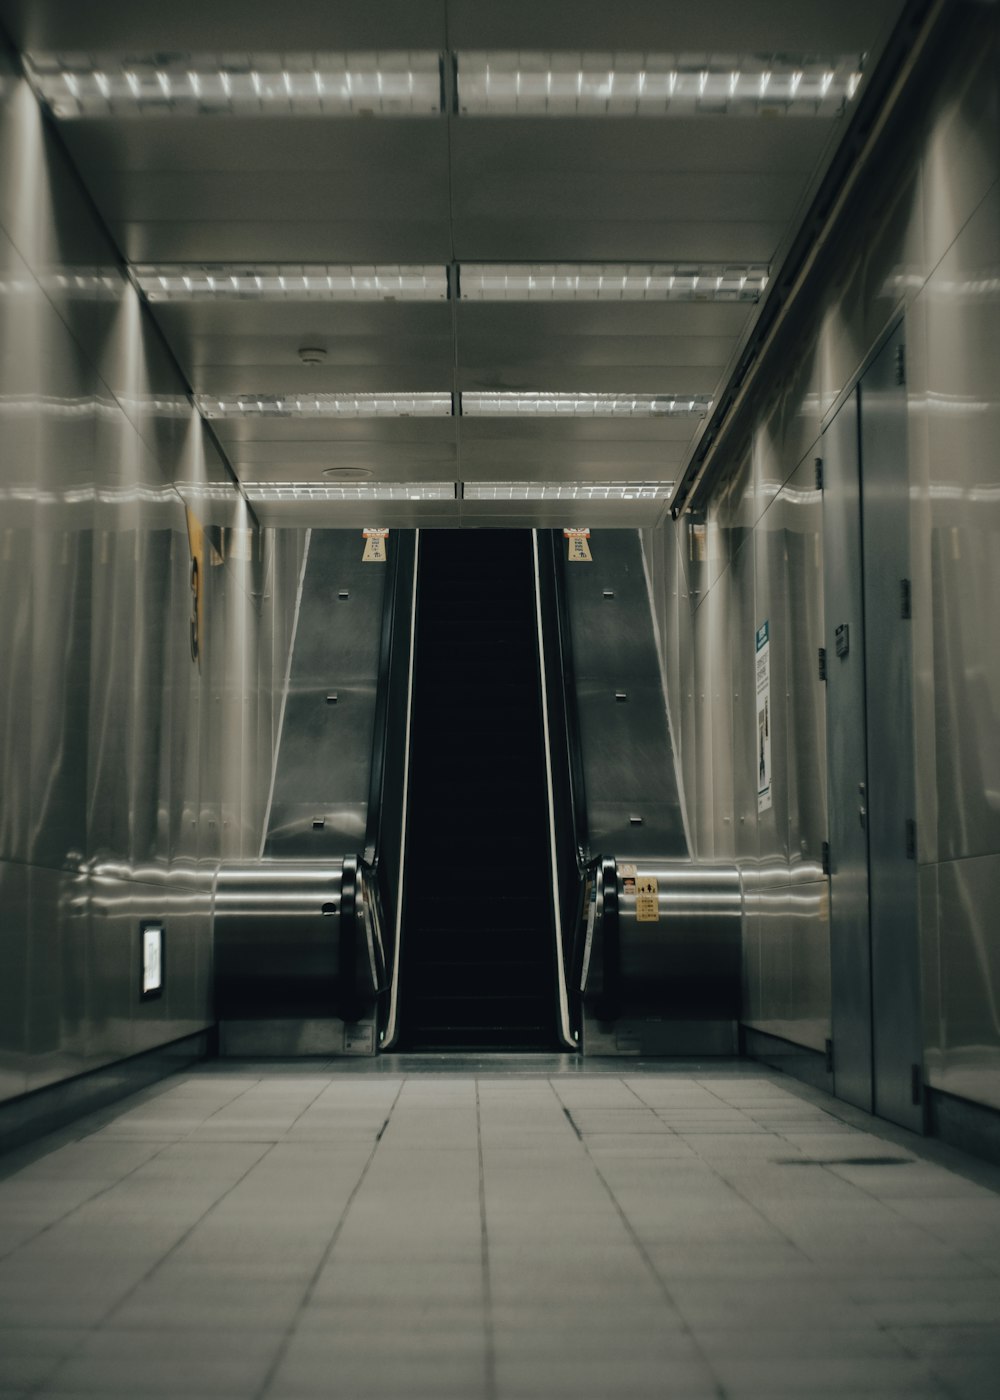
left=401, top=530, right=559, bottom=1050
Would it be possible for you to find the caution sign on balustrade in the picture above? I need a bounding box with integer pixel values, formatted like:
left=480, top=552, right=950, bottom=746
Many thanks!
left=564, top=527, right=592, bottom=563
left=635, top=874, right=659, bottom=923
left=362, top=527, right=388, bottom=563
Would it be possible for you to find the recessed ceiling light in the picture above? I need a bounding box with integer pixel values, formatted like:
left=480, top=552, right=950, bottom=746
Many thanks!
left=460, top=392, right=711, bottom=417
left=459, top=263, right=769, bottom=302
left=132, top=263, right=448, bottom=301
left=196, top=393, right=454, bottom=419
left=244, top=482, right=456, bottom=501
left=456, top=52, right=864, bottom=116
left=24, top=52, right=443, bottom=118
left=462, top=481, right=675, bottom=500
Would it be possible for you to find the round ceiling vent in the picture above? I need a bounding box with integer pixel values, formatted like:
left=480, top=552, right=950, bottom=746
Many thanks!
left=298, top=346, right=328, bottom=365
left=323, top=467, right=373, bottom=479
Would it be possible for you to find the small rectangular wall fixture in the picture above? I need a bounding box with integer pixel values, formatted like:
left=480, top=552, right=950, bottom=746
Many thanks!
left=461, top=392, right=711, bottom=417
left=195, top=393, right=453, bottom=419
left=24, top=52, right=443, bottom=117
left=134, top=264, right=448, bottom=301
left=462, top=481, right=675, bottom=501
left=459, top=263, right=768, bottom=302
left=457, top=52, right=864, bottom=116
left=140, top=922, right=164, bottom=1001
left=243, top=482, right=456, bottom=501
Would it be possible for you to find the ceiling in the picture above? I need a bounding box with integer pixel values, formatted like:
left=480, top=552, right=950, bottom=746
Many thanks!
left=0, top=0, right=907, bottom=527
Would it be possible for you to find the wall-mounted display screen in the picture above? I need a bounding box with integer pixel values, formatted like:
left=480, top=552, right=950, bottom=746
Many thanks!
left=141, top=923, right=164, bottom=1000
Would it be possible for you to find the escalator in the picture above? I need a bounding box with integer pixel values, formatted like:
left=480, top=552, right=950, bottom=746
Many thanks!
left=399, top=530, right=561, bottom=1049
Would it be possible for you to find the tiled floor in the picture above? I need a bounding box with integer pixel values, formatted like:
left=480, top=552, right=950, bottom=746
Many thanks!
left=1, top=1059, right=999, bottom=1398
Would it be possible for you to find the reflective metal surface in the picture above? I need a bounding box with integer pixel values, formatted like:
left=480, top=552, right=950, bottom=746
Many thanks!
left=614, top=860, right=742, bottom=1017
left=0, top=48, right=306, bottom=1108
left=263, top=531, right=386, bottom=857
left=823, top=390, right=873, bottom=1113
left=860, top=324, right=923, bottom=1132
left=213, top=862, right=344, bottom=1021
left=648, top=7, right=1000, bottom=1120
left=564, top=530, right=687, bottom=857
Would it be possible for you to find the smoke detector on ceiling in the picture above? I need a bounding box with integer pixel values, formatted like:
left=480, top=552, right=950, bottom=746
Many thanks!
left=323, top=467, right=374, bottom=479
left=298, top=346, right=327, bottom=365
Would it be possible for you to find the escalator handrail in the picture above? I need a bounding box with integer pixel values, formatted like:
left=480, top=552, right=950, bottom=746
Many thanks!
left=547, top=529, right=591, bottom=874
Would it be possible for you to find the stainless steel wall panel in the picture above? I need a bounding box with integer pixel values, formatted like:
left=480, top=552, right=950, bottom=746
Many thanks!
left=922, top=184, right=1000, bottom=864
left=691, top=579, right=716, bottom=859
left=758, top=333, right=824, bottom=511
left=728, top=536, right=758, bottom=866
left=0, top=861, right=30, bottom=1102
left=753, top=492, right=791, bottom=884
left=860, top=324, right=923, bottom=1133
left=24, top=864, right=89, bottom=1093
left=264, top=531, right=386, bottom=859
left=936, top=853, right=1000, bottom=1113
left=919, top=861, right=942, bottom=1088
left=565, top=531, right=688, bottom=859
left=744, top=880, right=830, bottom=1053
left=921, top=27, right=1000, bottom=276
left=661, top=4, right=1000, bottom=1117
left=0, top=60, right=304, bottom=1109
left=822, top=392, right=873, bottom=1113
left=779, top=455, right=827, bottom=884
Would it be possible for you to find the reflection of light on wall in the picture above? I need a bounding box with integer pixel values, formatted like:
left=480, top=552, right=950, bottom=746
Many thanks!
left=926, top=391, right=994, bottom=416
left=927, top=482, right=1000, bottom=503
left=882, top=270, right=1000, bottom=299
left=0, top=483, right=179, bottom=505
left=0, top=392, right=191, bottom=420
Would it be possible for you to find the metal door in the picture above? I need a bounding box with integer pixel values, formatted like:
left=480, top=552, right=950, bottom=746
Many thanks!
left=822, top=392, right=873, bottom=1112
left=859, top=326, right=923, bottom=1132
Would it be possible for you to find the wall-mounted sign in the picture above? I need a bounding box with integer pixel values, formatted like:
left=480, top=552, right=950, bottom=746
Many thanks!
left=564, top=527, right=592, bottom=562
left=636, top=875, right=659, bottom=923
left=362, top=528, right=388, bottom=563
left=756, top=619, right=772, bottom=813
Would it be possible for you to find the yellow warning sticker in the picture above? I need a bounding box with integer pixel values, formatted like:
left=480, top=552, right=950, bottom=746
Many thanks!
left=567, top=535, right=592, bottom=563
left=636, top=875, right=659, bottom=923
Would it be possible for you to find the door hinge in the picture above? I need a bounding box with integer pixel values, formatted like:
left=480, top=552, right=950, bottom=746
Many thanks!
left=814, top=457, right=824, bottom=491
left=900, top=578, right=912, bottom=619
left=911, top=1063, right=923, bottom=1106
left=821, top=840, right=831, bottom=876
left=818, top=646, right=827, bottom=682
left=895, top=342, right=906, bottom=386
left=905, top=818, right=917, bottom=860
left=825, top=1038, right=834, bottom=1074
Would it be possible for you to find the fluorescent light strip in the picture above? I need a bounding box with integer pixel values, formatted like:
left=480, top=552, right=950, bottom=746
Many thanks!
left=460, top=392, right=711, bottom=417
left=244, top=482, right=456, bottom=501
left=134, top=263, right=448, bottom=302
left=457, top=52, right=864, bottom=116
left=24, top=52, right=442, bottom=118
left=196, top=393, right=453, bottom=419
left=463, top=481, right=675, bottom=501
left=460, top=263, right=769, bottom=302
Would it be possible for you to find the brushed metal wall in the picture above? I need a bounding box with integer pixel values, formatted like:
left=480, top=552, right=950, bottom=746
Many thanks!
left=647, top=7, right=1000, bottom=1110
left=564, top=530, right=688, bottom=859
left=263, top=532, right=387, bottom=859
left=0, top=53, right=306, bottom=1106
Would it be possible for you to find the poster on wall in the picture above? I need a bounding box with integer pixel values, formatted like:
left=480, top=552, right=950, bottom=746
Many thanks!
left=756, top=619, right=772, bottom=813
